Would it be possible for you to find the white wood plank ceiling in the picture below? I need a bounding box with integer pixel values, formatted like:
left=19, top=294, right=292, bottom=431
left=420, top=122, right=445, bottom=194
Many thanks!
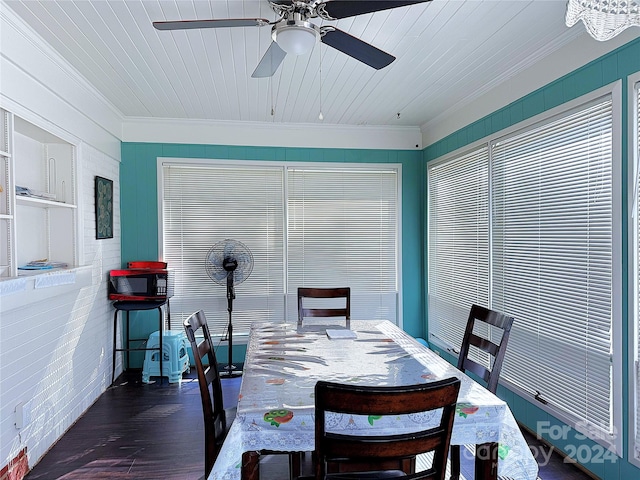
left=3, top=1, right=587, bottom=128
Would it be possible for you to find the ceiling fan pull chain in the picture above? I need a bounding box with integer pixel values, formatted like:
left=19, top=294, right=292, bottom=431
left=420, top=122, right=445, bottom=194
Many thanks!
left=270, top=74, right=275, bottom=118
left=318, top=42, right=324, bottom=121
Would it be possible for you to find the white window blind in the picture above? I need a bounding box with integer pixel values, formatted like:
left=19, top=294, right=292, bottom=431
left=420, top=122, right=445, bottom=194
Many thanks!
left=427, top=146, right=489, bottom=351
left=162, top=164, right=285, bottom=336
left=634, top=81, right=640, bottom=460
left=427, top=96, right=616, bottom=443
left=287, top=168, right=399, bottom=322
left=162, top=162, right=400, bottom=336
left=492, top=98, right=614, bottom=440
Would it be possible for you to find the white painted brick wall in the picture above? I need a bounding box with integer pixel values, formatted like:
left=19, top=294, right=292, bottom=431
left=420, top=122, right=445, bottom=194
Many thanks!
left=0, top=143, right=120, bottom=472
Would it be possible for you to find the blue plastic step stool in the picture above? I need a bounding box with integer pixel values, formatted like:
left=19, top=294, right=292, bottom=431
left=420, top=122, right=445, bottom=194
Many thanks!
left=142, top=330, right=190, bottom=383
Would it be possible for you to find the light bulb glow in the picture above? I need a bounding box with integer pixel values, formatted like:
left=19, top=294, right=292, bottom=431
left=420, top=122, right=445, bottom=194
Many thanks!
left=273, top=19, right=319, bottom=56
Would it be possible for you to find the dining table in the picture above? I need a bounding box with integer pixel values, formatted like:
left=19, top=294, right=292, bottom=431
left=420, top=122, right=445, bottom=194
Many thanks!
left=208, top=320, right=539, bottom=480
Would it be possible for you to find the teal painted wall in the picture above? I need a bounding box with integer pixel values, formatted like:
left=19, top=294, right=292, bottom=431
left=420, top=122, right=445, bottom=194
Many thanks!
left=424, top=37, right=640, bottom=479
left=119, top=144, right=425, bottom=365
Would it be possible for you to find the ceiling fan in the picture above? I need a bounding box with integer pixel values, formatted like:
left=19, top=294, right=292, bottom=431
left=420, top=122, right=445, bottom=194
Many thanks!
left=153, top=0, right=431, bottom=78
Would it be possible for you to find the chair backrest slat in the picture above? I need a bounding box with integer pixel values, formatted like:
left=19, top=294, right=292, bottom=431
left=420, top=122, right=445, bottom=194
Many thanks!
left=314, top=377, right=461, bottom=480
left=467, top=333, right=499, bottom=357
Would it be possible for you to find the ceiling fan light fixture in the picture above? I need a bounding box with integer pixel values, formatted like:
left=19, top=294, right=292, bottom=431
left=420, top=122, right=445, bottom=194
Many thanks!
left=273, top=19, right=319, bottom=56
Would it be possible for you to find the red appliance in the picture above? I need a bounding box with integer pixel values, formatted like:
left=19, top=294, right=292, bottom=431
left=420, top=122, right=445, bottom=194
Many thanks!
left=109, top=261, right=174, bottom=301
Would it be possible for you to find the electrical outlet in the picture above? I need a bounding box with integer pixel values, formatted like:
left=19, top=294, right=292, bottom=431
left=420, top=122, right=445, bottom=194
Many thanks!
left=14, top=402, right=24, bottom=429
left=14, top=401, right=31, bottom=429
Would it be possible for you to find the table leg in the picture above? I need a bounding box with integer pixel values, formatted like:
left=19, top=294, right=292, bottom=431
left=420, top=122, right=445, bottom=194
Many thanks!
left=241, top=451, right=260, bottom=480
left=475, top=442, right=498, bottom=480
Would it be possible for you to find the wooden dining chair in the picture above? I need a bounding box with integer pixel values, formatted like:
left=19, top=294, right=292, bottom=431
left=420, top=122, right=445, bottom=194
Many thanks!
left=185, top=310, right=302, bottom=480
left=184, top=309, right=236, bottom=478
left=298, top=287, right=351, bottom=326
left=449, top=304, right=514, bottom=480
left=310, top=377, right=461, bottom=480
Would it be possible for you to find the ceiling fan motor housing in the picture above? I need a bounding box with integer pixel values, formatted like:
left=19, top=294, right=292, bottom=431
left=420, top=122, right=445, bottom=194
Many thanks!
left=272, top=12, right=320, bottom=55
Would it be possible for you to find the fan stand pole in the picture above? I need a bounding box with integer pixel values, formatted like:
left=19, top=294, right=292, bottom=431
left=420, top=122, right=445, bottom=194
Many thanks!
left=222, top=275, right=242, bottom=377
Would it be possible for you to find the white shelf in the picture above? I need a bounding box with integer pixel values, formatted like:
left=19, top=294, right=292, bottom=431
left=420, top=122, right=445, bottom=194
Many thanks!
left=2, top=108, right=79, bottom=278
left=16, top=196, right=77, bottom=209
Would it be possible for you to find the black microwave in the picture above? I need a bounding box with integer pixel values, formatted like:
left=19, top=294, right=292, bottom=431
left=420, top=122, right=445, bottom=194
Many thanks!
left=108, top=264, right=174, bottom=301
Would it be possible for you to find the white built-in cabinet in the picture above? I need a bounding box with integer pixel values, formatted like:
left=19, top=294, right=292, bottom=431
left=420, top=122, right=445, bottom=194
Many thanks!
left=0, top=107, right=78, bottom=278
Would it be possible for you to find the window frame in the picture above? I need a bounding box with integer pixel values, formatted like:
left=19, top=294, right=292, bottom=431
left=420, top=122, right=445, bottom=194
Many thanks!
left=427, top=82, right=623, bottom=453
left=156, top=157, right=403, bottom=338
left=629, top=70, right=640, bottom=468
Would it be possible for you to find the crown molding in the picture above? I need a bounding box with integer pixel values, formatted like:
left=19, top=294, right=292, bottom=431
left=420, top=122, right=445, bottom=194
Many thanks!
left=122, top=116, right=423, bottom=150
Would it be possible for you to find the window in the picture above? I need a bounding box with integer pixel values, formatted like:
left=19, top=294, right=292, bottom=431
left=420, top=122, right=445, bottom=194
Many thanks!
left=161, top=160, right=400, bottom=337
left=428, top=89, right=621, bottom=450
left=633, top=77, right=640, bottom=464
left=427, top=146, right=489, bottom=350
left=287, top=168, right=399, bottom=322
left=162, top=163, right=285, bottom=335
left=492, top=98, right=614, bottom=443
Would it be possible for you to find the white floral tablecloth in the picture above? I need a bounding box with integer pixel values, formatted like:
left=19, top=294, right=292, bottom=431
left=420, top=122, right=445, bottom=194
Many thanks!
left=209, top=320, right=539, bottom=480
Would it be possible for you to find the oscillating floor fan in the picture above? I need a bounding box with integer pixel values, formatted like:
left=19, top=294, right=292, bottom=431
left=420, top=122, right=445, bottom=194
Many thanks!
left=205, top=239, right=254, bottom=377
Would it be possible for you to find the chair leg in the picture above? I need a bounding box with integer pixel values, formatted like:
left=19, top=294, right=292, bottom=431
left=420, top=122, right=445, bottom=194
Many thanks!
left=239, top=450, right=302, bottom=480
left=450, top=444, right=460, bottom=480
left=289, top=451, right=302, bottom=480
left=241, top=451, right=260, bottom=480
left=475, top=442, right=498, bottom=480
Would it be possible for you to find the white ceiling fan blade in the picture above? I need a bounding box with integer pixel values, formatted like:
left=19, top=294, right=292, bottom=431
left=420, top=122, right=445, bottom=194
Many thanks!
left=251, top=41, right=287, bottom=78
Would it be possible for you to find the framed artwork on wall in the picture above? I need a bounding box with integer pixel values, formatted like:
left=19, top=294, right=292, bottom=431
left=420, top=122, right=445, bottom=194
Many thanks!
left=95, top=176, right=113, bottom=239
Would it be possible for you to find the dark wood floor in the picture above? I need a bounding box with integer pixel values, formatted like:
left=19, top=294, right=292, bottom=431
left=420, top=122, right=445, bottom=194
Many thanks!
left=25, top=370, right=595, bottom=480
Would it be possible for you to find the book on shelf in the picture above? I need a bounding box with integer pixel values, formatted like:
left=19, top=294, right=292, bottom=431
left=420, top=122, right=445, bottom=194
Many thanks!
left=16, top=185, right=57, bottom=200
left=19, top=260, right=68, bottom=270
